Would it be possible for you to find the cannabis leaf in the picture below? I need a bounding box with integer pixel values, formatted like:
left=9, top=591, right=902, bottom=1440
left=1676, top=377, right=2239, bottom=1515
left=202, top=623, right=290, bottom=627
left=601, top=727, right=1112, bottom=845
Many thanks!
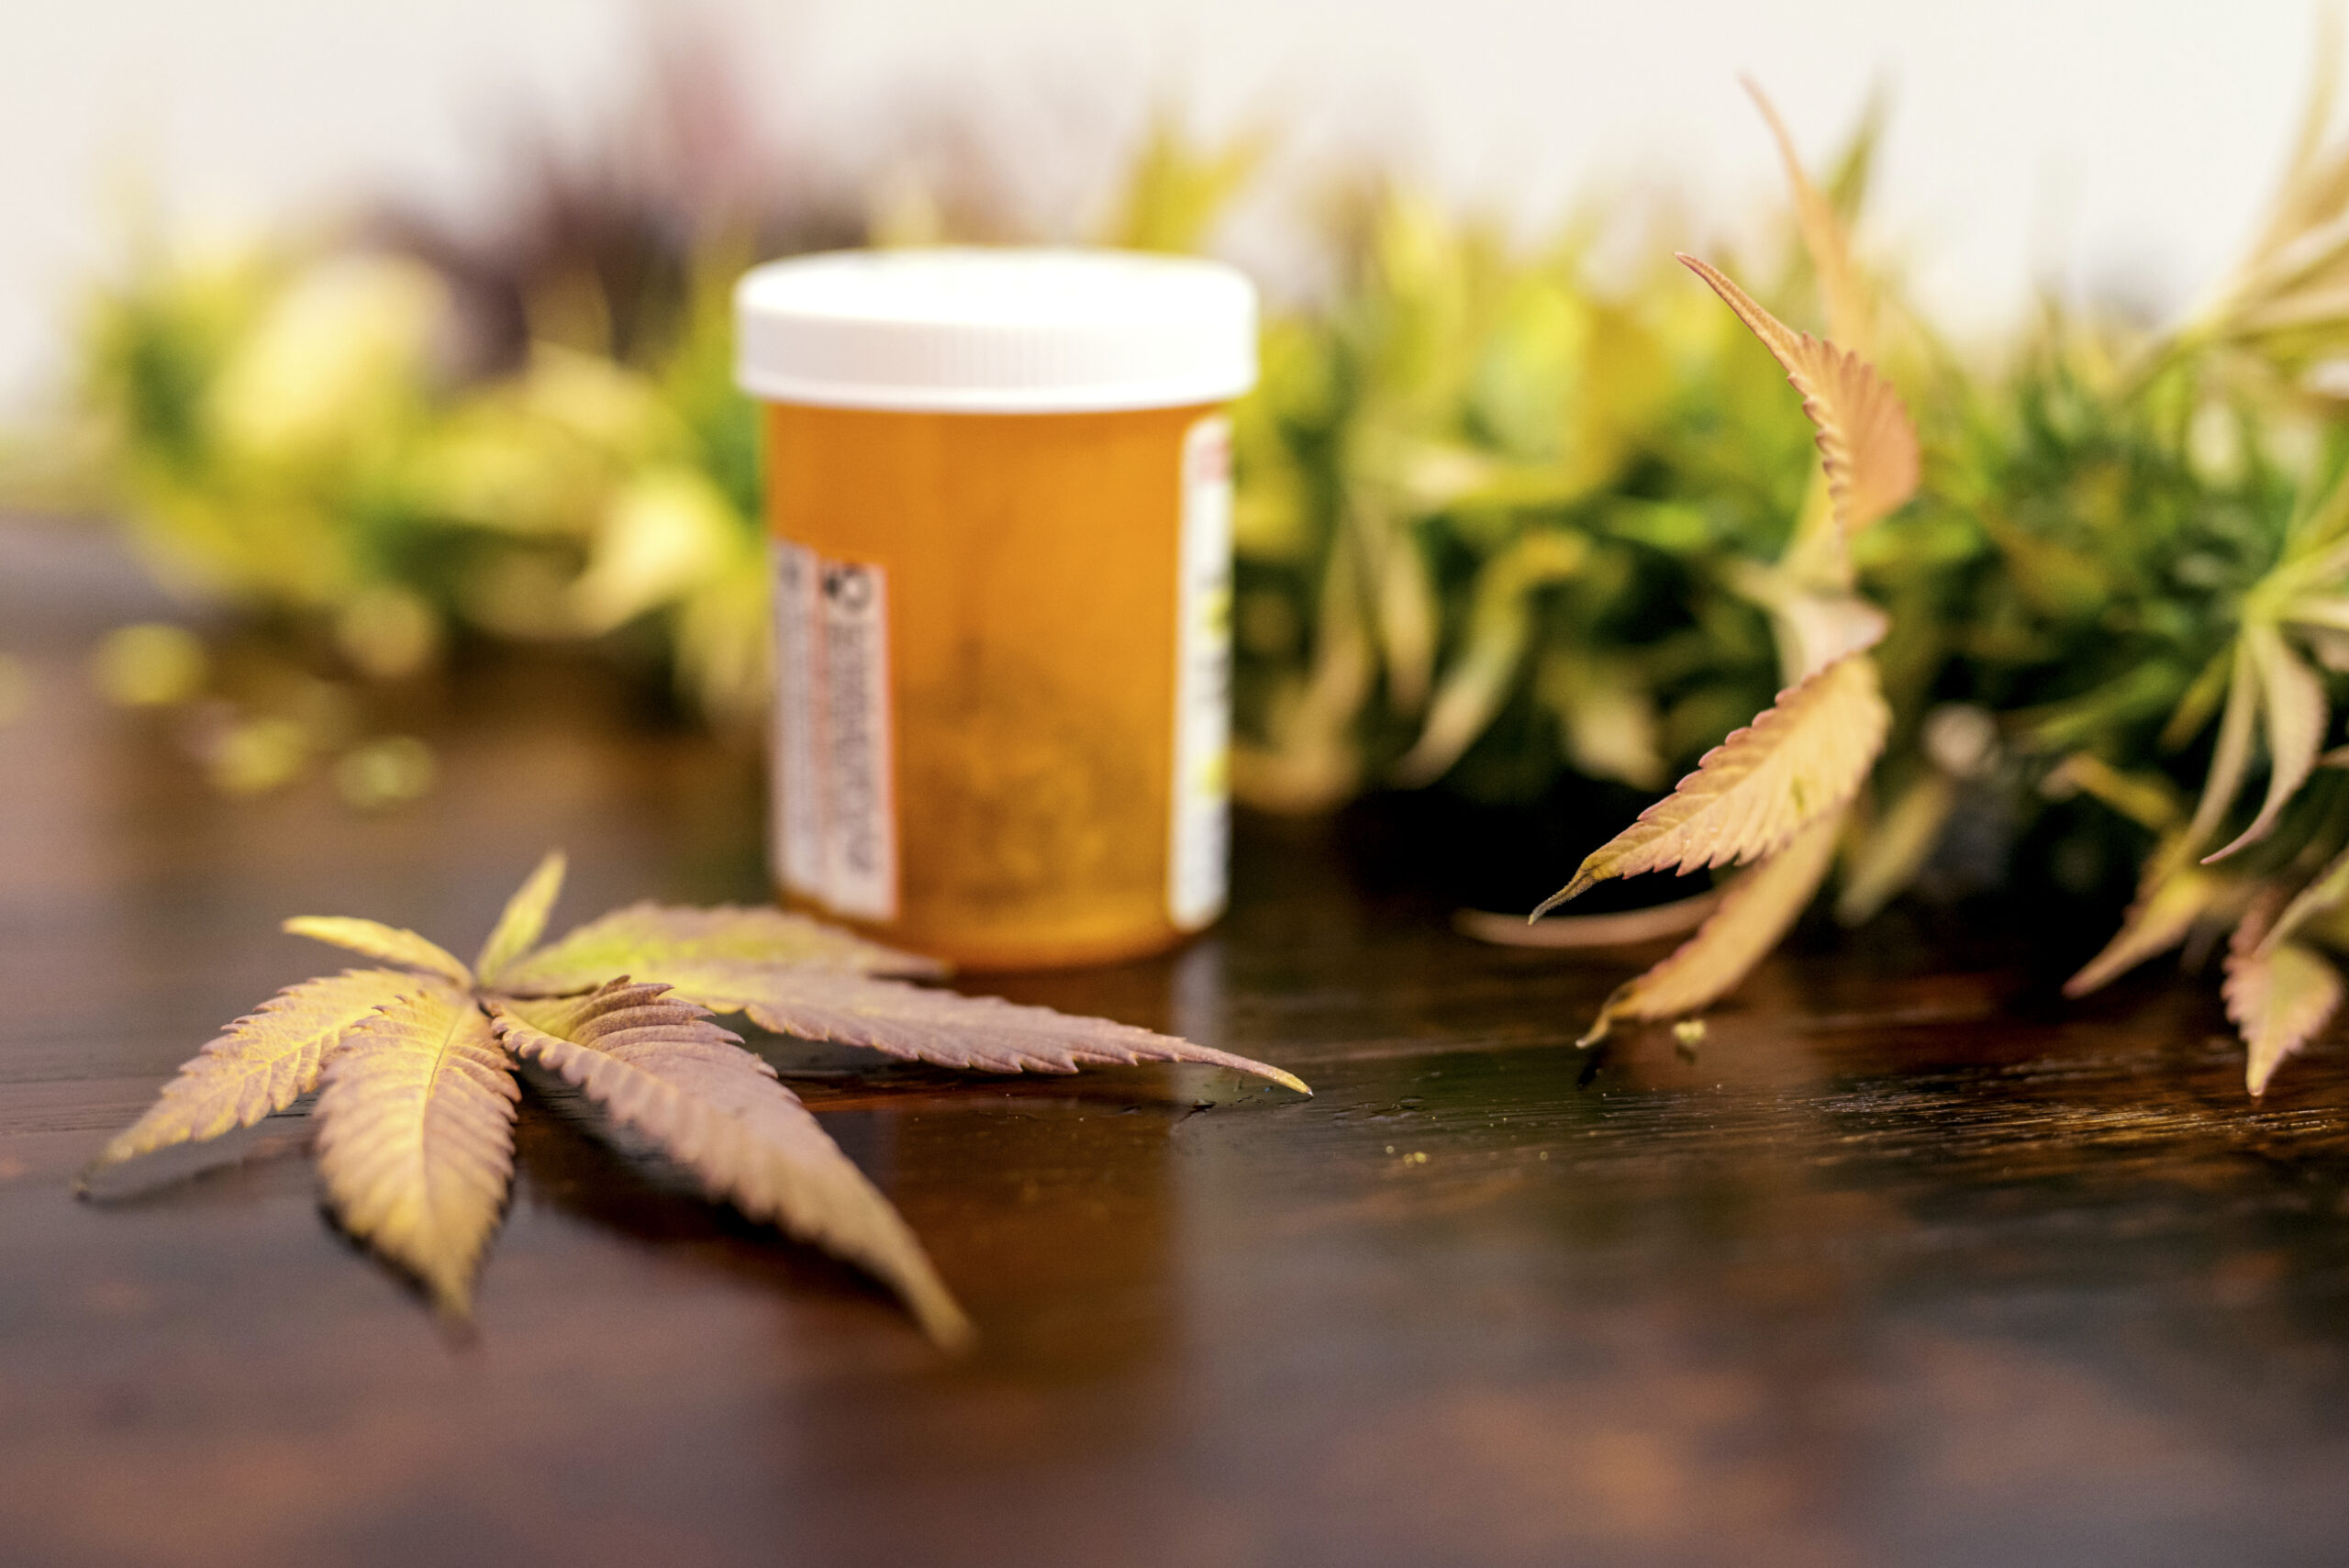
left=1743, top=77, right=1873, bottom=355
left=313, top=982, right=518, bottom=1309
left=694, top=971, right=1313, bottom=1093
left=2266, top=840, right=2349, bottom=953
left=1833, top=770, right=1956, bottom=928
left=1536, top=255, right=1915, bottom=1044
left=497, top=900, right=943, bottom=993
left=2225, top=896, right=2344, bottom=1097
left=491, top=983, right=972, bottom=1348
left=1677, top=255, right=1919, bottom=543
left=1394, top=530, right=1591, bottom=785
left=1577, top=806, right=1845, bottom=1046
left=2064, top=848, right=2243, bottom=998
left=280, top=917, right=472, bottom=984
left=474, top=850, right=569, bottom=986
left=90, top=968, right=419, bottom=1167
left=86, top=851, right=1309, bottom=1341
left=499, top=904, right=1300, bottom=1088
left=1534, top=649, right=1887, bottom=914
left=2180, top=14, right=2349, bottom=371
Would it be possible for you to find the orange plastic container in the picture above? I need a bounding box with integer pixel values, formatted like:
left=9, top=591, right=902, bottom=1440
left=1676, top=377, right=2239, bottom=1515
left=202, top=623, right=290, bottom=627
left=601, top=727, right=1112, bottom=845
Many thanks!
left=736, top=249, right=1258, bottom=969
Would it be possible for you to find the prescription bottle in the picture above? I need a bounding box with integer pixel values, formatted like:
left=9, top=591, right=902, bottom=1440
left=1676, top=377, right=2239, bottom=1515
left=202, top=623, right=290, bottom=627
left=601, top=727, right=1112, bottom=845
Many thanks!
left=735, top=248, right=1258, bottom=970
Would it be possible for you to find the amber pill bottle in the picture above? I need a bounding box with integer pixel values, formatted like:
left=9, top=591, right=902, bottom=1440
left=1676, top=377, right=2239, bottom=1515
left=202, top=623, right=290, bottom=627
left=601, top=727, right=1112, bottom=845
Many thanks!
left=734, top=249, right=1258, bottom=970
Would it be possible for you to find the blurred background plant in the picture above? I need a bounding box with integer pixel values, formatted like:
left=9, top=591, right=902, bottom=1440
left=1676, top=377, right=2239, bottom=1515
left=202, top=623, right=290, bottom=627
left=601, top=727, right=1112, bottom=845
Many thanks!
left=31, top=20, right=2349, bottom=1088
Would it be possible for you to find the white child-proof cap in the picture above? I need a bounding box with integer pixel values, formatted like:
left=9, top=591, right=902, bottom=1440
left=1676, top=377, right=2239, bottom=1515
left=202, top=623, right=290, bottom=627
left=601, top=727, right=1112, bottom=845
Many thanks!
left=734, top=247, right=1258, bottom=415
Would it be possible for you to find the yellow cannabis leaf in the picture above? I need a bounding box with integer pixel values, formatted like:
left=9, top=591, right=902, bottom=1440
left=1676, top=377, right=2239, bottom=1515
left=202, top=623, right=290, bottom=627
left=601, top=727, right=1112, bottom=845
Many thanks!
left=86, top=967, right=416, bottom=1171
left=496, top=900, right=943, bottom=995
left=2225, top=897, right=2343, bottom=1097
left=1744, top=77, right=1874, bottom=355
left=1535, top=651, right=1888, bottom=914
left=1678, top=255, right=1919, bottom=542
left=1577, top=805, right=1846, bottom=1046
left=652, top=968, right=1310, bottom=1095
left=94, top=851, right=1311, bottom=1342
left=284, top=916, right=473, bottom=985
left=491, top=983, right=974, bottom=1348
left=1453, top=889, right=1720, bottom=951
left=312, top=982, right=519, bottom=1312
left=474, top=849, right=566, bottom=987
left=2065, top=848, right=2243, bottom=998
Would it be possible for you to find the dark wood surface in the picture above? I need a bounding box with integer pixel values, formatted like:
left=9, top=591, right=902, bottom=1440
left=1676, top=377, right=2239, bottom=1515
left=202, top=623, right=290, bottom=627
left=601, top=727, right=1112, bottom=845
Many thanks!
left=6, top=517, right=2349, bottom=1567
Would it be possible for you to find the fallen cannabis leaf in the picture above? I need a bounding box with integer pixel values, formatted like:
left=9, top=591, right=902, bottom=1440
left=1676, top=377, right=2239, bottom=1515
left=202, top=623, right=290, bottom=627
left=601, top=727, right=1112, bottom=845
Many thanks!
left=498, top=902, right=1302, bottom=1088
left=313, top=982, right=518, bottom=1312
left=86, top=851, right=1309, bottom=1340
left=281, top=917, right=473, bottom=985
left=705, top=971, right=1313, bottom=1093
left=496, top=899, right=943, bottom=993
left=91, top=968, right=419, bottom=1167
left=491, top=982, right=971, bottom=1348
left=474, top=850, right=569, bottom=987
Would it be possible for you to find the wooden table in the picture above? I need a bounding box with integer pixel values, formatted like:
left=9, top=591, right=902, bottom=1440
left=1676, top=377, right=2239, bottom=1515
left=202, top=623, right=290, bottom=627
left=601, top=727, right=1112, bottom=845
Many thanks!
left=6, top=517, right=2349, bottom=1567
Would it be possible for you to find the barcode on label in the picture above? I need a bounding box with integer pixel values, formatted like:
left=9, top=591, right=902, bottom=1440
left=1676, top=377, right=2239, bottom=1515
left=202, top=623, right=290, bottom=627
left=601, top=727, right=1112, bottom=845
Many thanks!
left=772, top=540, right=898, bottom=920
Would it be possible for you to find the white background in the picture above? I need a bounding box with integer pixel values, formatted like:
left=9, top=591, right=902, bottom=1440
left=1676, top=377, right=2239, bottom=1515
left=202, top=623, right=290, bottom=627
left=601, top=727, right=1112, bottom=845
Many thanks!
left=0, top=0, right=2320, bottom=408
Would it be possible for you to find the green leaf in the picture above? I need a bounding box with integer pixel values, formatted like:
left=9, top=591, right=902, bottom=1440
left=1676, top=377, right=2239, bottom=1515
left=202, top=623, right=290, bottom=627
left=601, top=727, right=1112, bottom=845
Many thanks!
left=2186, top=639, right=2260, bottom=848
left=1392, top=529, right=1589, bottom=785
